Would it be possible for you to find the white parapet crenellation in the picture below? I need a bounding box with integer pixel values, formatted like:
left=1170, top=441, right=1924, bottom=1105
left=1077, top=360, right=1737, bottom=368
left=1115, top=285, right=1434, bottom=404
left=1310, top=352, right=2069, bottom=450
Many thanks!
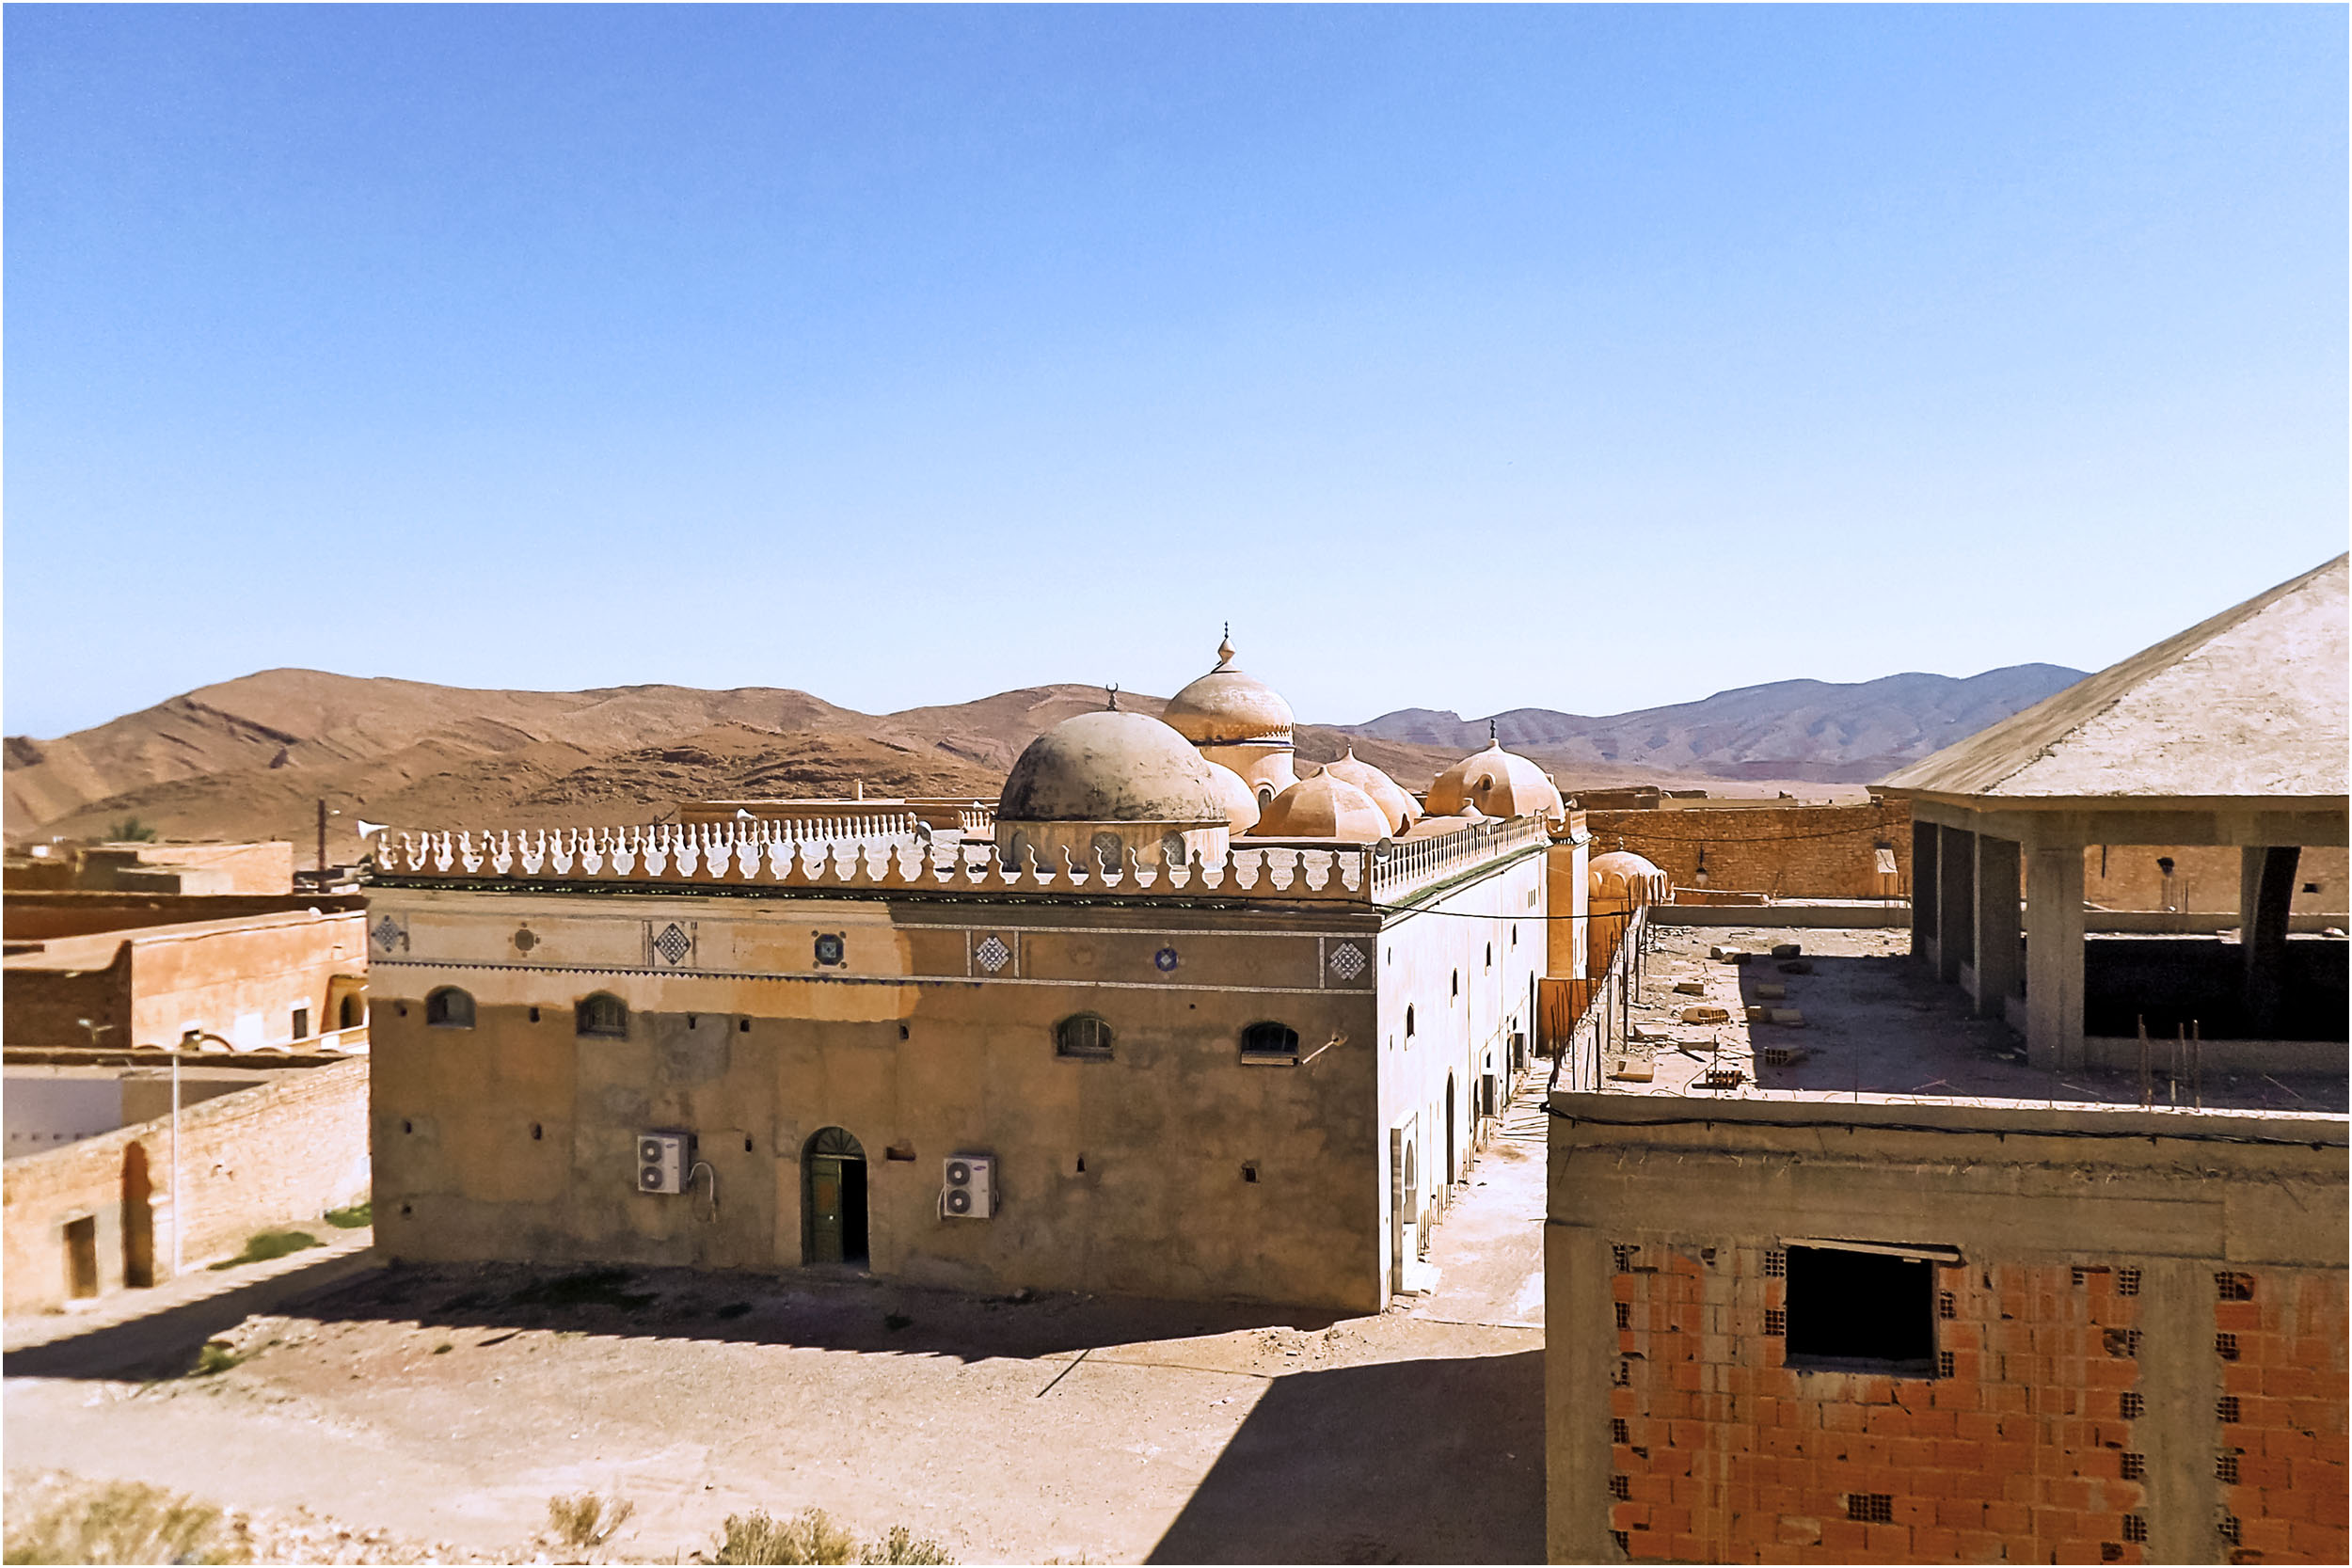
left=375, top=813, right=1548, bottom=905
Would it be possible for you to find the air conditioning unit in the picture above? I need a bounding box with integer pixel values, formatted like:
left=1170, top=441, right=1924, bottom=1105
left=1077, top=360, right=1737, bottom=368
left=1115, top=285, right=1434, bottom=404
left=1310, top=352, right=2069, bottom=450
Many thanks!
left=637, top=1132, right=688, bottom=1196
left=942, top=1154, right=995, bottom=1219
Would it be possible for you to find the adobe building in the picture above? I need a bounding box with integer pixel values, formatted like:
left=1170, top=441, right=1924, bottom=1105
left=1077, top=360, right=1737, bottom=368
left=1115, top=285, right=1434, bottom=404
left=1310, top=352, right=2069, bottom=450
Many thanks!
left=6, top=837, right=297, bottom=895
left=3, top=889, right=373, bottom=1312
left=364, top=641, right=1564, bottom=1311
left=1546, top=560, right=2350, bottom=1565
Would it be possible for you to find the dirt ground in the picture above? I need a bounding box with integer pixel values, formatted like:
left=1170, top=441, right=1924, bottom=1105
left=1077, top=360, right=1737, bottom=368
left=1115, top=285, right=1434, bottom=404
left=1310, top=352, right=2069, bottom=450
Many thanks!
left=3, top=1094, right=1549, bottom=1565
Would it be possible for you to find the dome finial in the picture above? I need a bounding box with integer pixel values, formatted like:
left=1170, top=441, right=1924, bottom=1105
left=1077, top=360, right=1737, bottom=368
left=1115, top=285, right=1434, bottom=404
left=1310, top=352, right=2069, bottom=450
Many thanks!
left=1105, top=683, right=1120, bottom=712
left=1216, top=624, right=1234, bottom=667
left=1488, top=717, right=1498, bottom=745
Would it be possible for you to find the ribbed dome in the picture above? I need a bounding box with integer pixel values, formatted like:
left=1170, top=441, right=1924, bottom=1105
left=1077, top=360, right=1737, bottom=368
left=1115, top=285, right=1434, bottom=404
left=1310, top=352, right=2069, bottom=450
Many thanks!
left=1202, top=758, right=1262, bottom=834
left=996, top=711, right=1228, bottom=825
left=1317, top=750, right=1420, bottom=834
left=1163, top=635, right=1295, bottom=747
left=1249, top=773, right=1391, bottom=843
left=1590, top=850, right=1668, bottom=904
left=1424, top=742, right=1565, bottom=822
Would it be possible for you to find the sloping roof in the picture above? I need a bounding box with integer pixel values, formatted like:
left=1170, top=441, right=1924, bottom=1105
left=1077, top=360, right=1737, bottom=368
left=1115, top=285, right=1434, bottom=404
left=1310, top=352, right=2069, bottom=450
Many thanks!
left=1879, top=555, right=2348, bottom=801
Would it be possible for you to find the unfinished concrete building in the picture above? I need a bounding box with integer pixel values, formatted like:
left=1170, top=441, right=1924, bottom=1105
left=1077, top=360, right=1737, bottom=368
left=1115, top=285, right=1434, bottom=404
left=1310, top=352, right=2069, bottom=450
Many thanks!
left=1547, top=559, right=2349, bottom=1564
left=1880, top=555, right=2348, bottom=1074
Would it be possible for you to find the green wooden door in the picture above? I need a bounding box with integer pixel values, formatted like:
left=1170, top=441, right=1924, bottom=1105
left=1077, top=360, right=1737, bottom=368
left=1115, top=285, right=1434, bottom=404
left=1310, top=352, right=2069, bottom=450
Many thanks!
left=808, top=1156, right=846, bottom=1264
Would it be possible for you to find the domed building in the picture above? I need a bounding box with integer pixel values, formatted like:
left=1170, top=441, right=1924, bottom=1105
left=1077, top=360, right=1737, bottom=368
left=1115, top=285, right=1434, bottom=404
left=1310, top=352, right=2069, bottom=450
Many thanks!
left=1249, top=772, right=1391, bottom=843
left=1162, top=634, right=1301, bottom=803
left=1425, top=737, right=1566, bottom=824
left=363, top=636, right=1569, bottom=1319
left=1319, top=750, right=1421, bottom=835
left=993, top=709, right=1232, bottom=872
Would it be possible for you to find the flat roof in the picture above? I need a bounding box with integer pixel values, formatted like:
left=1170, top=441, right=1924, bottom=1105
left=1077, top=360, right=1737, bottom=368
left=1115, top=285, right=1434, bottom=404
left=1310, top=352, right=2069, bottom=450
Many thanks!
left=1585, top=922, right=2345, bottom=1116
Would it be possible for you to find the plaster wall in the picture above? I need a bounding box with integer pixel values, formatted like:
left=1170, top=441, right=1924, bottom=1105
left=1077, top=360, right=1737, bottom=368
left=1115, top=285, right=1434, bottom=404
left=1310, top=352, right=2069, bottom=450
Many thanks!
left=1545, top=1095, right=2348, bottom=1564
left=366, top=887, right=1397, bottom=1310
left=1373, top=847, right=1547, bottom=1290
left=126, top=911, right=370, bottom=1050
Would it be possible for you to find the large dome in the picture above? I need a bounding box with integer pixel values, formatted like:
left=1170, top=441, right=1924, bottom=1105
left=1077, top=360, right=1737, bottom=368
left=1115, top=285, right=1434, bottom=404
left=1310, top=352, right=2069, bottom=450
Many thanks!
left=1424, top=741, right=1565, bottom=823
left=996, top=710, right=1229, bottom=825
left=1163, top=635, right=1295, bottom=748
left=1591, top=850, right=1668, bottom=905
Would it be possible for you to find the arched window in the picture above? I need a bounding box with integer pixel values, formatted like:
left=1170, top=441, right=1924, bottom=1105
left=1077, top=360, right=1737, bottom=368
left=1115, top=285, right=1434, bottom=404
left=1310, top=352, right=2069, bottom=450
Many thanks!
left=1451, top=970, right=1460, bottom=998
left=576, top=992, right=628, bottom=1038
left=1056, top=1013, right=1113, bottom=1059
left=1406, top=1005, right=1417, bottom=1039
left=1485, top=942, right=1493, bottom=969
left=425, top=988, right=475, bottom=1029
left=1241, top=1022, right=1299, bottom=1058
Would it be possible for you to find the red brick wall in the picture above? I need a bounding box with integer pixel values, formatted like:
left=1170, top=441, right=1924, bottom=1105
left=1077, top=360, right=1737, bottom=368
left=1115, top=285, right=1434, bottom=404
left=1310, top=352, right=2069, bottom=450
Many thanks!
left=1, top=1057, right=371, bottom=1312
left=1601, top=1243, right=2328, bottom=1564
left=1585, top=804, right=1911, bottom=902
left=2218, top=1269, right=2350, bottom=1562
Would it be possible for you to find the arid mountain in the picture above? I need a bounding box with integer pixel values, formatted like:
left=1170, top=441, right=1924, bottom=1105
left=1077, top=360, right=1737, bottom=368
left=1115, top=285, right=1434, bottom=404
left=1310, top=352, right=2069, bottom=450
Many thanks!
left=4, top=661, right=2077, bottom=856
left=1343, top=664, right=2088, bottom=784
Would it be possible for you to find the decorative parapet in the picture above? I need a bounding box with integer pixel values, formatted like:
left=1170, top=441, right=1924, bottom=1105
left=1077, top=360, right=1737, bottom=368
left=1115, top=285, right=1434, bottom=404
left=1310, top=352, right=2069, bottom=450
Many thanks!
left=371, top=813, right=1547, bottom=906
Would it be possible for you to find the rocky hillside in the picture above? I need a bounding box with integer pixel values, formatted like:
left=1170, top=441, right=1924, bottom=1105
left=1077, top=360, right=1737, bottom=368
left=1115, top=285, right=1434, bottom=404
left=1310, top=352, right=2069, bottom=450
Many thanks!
left=1343, top=665, right=2087, bottom=784
left=5, top=661, right=2081, bottom=856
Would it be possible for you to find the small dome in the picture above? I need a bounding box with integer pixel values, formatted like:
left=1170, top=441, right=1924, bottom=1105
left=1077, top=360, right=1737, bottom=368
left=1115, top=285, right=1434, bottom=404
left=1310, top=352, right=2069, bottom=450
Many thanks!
left=1590, top=850, right=1668, bottom=905
left=1400, top=805, right=1486, bottom=839
left=1202, top=759, right=1262, bottom=834
left=1424, top=741, right=1565, bottom=822
left=1249, top=773, right=1391, bottom=842
left=997, top=711, right=1228, bottom=825
left=1317, top=750, right=1421, bottom=834
left=1163, top=635, right=1295, bottom=747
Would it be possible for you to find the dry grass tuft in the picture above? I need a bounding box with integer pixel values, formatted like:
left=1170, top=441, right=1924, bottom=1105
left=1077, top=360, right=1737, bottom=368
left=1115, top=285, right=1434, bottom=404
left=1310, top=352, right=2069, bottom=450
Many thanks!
left=2, top=1477, right=246, bottom=1564
left=545, top=1492, right=635, bottom=1552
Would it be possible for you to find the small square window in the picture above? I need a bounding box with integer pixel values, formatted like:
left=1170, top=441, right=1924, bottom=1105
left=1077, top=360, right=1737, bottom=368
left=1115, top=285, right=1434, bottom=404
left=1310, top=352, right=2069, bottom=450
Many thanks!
left=1787, top=1246, right=1935, bottom=1376
left=1845, top=1494, right=1894, bottom=1525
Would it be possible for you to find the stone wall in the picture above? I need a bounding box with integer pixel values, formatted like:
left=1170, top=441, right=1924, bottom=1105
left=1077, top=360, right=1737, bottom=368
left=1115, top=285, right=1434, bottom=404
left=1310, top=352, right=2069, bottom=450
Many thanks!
left=1584, top=803, right=1911, bottom=902
left=2, top=1058, right=371, bottom=1313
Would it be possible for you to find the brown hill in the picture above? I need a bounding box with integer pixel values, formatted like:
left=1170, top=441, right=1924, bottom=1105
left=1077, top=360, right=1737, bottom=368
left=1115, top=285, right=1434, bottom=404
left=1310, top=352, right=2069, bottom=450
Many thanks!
left=4, top=668, right=1857, bottom=861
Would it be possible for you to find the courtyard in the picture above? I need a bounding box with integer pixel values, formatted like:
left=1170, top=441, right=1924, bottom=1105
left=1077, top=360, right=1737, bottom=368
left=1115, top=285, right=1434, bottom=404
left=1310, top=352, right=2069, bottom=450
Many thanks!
left=3, top=1091, right=1549, bottom=1565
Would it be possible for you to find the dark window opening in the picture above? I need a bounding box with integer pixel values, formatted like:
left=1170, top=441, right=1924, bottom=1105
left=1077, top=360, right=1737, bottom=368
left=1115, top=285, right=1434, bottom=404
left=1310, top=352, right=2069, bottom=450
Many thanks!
left=339, top=995, right=363, bottom=1029
left=2216, top=1271, right=2255, bottom=1301
left=2217, top=1332, right=2240, bottom=1360
left=1241, top=1163, right=1259, bottom=1183
left=425, top=988, right=475, bottom=1029
left=529, top=1006, right=541, bottom=1023
left=1405, top=1006, right=1416, bottom=1038
left=1056, top=1013, right=1113, bottom=1059
left=1241, top=1022, right=1299, bottom=1058
left=739, top=1018, right=751, bottom=1032
left=2302, top=881, right=2321, bottom=895
left=1786, top=1245, right=1936, bottom=1375
left=2122, top=1392, right=2145, bottom=1419
left=577, top=993, right=628, bottom=1038
left=292, top=1007, right=310, bottom=1039
left=530, top=1123, right=542, bottom=1140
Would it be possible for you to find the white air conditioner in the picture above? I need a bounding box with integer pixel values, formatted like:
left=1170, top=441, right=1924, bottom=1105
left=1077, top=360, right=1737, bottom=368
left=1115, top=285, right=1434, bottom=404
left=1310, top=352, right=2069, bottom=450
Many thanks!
left=637, top=1132, right=688, bottom=1196
left=942, top=1154, right=995, bottom=1219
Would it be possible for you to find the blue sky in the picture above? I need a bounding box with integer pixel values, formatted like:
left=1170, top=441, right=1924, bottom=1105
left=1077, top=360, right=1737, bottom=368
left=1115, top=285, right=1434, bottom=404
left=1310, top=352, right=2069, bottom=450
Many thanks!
left=7, top=4, right=2344, bottom=737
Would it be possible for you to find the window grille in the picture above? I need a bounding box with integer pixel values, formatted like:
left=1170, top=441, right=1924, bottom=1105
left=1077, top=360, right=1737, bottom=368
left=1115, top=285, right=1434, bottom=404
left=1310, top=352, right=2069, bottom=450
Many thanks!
left=1240, top=1022, right=1299, bottom=1058
left=2216, top=1271, right=2255, bottom=1301
left=575, top=993, right=626, bottom=1038
left=1845, top=1495, right=1894, bottom=1526
left=2217, top=1396, right=2240, bottom=1422
left=2216, top=1332, right=2239, bottom=1361
left=2120, top=1453, right=2145, bottom=1481
left=2122, top=1516, right=2146, bottom=1544
left=2121, top=1392, right=2144, bottom=1419
left=1056, top=1013, right=1114, bottom=1058
left=2116, top=1267, right=2141, bottom=1296
left=1762, top=1249, right=1787, bottom=1277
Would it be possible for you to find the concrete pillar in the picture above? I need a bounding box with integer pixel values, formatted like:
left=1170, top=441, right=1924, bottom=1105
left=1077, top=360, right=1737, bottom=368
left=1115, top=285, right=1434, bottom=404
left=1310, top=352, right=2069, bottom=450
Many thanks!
left=1910, top=820, right=1939, bottom=962
left=1936, top=824, right=1975, bottom=986
left=2243, top=846, right=2301, bottom=1037
left=1971, top=835, right=2023, bottom=1019
left=2026, top=845, right=2086, bottom=1071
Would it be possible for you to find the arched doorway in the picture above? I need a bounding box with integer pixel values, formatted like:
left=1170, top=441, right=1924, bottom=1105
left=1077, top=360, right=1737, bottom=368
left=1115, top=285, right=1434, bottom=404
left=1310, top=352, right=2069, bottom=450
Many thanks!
left=121, top=1142, right=154, bottom=1288
left=1445, top=1075, right=1456, bottom=1187
left=803, top=1127, right=868, bottom=1267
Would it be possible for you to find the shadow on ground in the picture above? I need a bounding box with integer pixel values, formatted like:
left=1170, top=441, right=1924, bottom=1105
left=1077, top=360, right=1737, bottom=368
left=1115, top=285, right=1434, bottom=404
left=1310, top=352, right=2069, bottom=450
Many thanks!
left=1147, top=1348, right=1545, bottom=1564
left=6, top=1254, right=1344, bottom=1382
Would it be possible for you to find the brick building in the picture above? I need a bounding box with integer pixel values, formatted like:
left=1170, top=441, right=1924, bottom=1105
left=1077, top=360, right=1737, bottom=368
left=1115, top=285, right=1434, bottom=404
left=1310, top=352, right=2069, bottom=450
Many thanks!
left=1582, top=800, right=1911, bottom=903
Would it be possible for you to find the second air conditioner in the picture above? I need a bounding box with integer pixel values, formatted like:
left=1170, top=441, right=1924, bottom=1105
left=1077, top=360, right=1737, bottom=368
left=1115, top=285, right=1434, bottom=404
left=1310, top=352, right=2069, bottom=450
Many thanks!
left=942, top=1154, right=995, bottom=1219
